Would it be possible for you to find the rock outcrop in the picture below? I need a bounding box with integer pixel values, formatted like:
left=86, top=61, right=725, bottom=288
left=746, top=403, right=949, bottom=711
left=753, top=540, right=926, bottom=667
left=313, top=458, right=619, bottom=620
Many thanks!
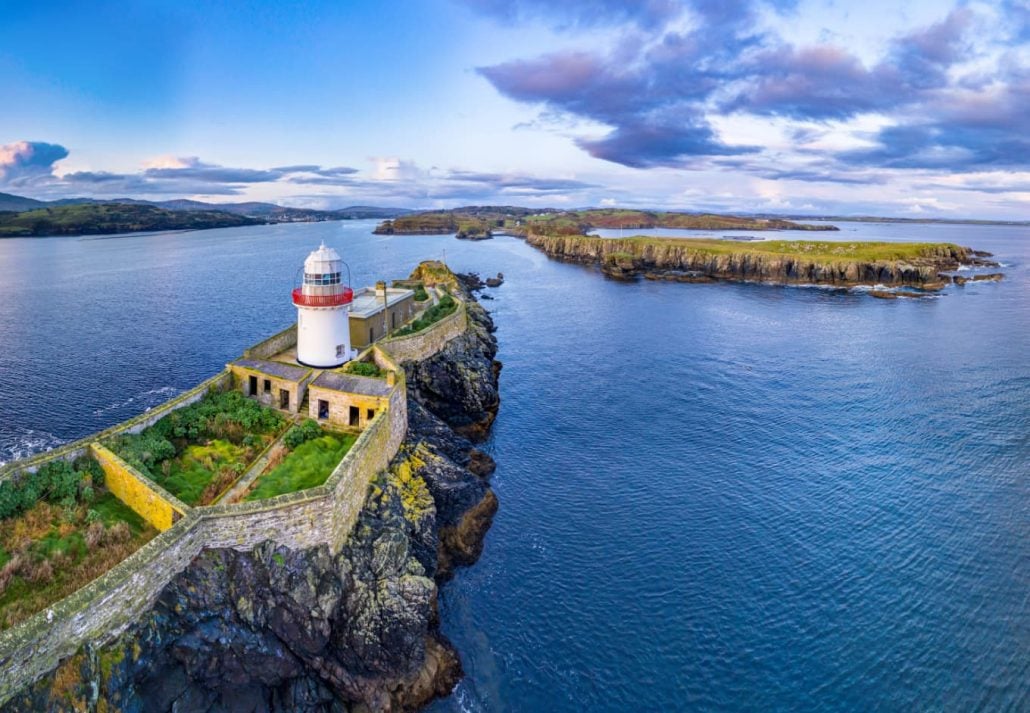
left=527, top=234, right=999, bottom=289
left=2, top=275, right=501, bottom=713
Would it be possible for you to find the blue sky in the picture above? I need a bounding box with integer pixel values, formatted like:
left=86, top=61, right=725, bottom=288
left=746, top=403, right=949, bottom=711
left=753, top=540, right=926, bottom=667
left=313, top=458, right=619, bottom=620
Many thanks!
left=1, top=0, right=1027, bottom=218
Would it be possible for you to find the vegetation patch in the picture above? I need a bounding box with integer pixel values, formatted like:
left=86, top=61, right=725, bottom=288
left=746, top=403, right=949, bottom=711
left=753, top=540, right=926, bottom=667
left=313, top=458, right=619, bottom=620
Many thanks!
left=245, top=430, right=357, bottom=500
left=393, top=294, right=458, bottom=336
left=108, top=390, right=286, bottom=506
left=0, top=457, right=156, bottom=631
left=342, top=361, right=383, bottom=378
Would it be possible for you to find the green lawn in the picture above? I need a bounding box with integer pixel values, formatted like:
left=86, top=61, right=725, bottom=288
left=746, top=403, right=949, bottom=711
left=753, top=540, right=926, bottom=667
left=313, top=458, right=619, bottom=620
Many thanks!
left=245, top=433, right=356, bottom=500
left=160, top=439, right=250, bottom=505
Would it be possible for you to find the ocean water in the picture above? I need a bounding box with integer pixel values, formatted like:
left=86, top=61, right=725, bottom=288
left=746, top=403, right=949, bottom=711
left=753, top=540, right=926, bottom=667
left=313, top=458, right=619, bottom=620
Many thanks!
left=0, top=220, right=1027, bottom=711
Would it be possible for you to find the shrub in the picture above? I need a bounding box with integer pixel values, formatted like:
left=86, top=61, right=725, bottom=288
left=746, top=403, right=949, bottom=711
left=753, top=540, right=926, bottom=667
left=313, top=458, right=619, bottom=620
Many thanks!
left=393, top=294, right=458, bottom=336
left=0, top=457, right=100, bottom=523
left=284, top=420, right=323, bottom=450
left=345, top=361, right=381, bottom=377
left=413, top=285, right=429, bottom=302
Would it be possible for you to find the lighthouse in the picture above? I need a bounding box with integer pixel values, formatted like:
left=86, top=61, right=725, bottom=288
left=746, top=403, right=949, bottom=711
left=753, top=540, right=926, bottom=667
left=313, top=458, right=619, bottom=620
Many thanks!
left=293, top=242, right=355, bottom=368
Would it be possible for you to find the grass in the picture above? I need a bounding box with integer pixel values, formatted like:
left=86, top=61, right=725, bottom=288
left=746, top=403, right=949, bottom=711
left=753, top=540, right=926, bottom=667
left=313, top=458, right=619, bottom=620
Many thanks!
left=108, top=390, right=287, bottom=506
left=160, top=440, right=250, bottom=505
left=536, top=234, right=966, bottom=264
left=0, top=488, right=156, bottom=631
left=393, top=293, right=458, bottom=336
left=245, top=433, right=356, bottom=501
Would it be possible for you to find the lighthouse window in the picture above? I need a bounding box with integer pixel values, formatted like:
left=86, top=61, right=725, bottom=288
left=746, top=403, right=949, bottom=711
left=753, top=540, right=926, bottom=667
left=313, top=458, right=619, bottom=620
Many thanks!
left=304, top=272, right=342, bottom=286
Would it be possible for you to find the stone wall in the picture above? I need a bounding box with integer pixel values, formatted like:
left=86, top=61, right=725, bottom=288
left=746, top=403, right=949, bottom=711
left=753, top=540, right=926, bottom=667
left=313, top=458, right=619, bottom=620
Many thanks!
left=230, top=364, right=312, bottom=414
left=90, top=444, right=188, bottom=532
left=379, top=301, right=468, bottom=364
left=0, top=305, right=468, bottom=707
left=242, top=324, right=297, bottom=359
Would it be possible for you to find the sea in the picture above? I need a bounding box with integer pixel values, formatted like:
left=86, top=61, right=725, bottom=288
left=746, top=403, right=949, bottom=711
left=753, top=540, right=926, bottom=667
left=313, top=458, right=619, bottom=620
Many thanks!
left=0, top=219, right=1026, bottom=711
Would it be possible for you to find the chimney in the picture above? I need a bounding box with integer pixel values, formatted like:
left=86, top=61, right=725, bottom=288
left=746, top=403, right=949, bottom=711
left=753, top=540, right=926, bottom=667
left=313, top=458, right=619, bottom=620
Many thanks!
left=386, top=370, right=396, bottom=387
left=375, top=280, right=387, bottom=296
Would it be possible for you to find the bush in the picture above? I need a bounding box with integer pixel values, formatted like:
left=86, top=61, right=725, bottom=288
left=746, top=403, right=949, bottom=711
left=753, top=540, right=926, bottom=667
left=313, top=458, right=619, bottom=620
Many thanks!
left=0, top=457, right=101, bottom=523
left=284, top=420, right=323, bottom=450
left=344, top=361, right=382, bottom=377
left=394, top=294, right=458, bottom=336
left=413, top=285, right=429, bottom=302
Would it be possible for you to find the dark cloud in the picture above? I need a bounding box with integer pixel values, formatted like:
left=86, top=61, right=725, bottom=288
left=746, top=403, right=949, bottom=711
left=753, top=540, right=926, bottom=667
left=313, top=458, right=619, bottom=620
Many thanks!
left=142, top=158, right=282, bottom=183
left=0, top=141, right=69, bottom=185
left=476, top=1, right=1029, bottom=176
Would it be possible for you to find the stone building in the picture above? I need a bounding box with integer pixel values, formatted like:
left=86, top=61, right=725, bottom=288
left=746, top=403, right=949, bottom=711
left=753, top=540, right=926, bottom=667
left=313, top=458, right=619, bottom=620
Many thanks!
left=348, top=281, right=416, bottom=349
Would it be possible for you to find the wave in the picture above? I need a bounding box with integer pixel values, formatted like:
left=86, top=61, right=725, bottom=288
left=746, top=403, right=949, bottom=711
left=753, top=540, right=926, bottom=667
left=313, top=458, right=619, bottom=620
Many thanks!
left=92, top=386, right=181, bottom=417
left=0, top=428, right=68, bottom=467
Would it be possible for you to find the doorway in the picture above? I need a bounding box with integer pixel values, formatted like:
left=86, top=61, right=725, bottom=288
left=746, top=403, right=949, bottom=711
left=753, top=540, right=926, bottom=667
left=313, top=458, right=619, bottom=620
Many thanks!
left=318, top=399, right=329, bottom=420
left=248, top=375, right=258, bottom=395
left=349, top=405, right=360, bottom=427
left=279, top=389, right=290, bottom=410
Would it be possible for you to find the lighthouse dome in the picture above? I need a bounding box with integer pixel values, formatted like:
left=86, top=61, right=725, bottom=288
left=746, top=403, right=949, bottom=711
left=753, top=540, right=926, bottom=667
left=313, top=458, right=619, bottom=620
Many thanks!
left=304, top=241, right=342, bottom=275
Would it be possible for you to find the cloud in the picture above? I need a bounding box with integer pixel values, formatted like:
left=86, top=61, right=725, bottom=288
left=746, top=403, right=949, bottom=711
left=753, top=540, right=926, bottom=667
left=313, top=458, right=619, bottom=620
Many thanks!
left=0, top=141, right=69, bottom=185
left=475, top=1, right=1030, bottom=178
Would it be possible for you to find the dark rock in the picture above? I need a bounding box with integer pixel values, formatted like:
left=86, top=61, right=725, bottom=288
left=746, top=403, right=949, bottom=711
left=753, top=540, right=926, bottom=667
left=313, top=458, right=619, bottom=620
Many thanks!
left=971, top=273, right=1004, bottom=282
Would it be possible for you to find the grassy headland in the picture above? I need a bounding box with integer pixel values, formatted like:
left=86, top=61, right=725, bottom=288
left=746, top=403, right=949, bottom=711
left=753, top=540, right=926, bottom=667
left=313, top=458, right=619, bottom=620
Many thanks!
left=528, top=234, right=981, bottom=289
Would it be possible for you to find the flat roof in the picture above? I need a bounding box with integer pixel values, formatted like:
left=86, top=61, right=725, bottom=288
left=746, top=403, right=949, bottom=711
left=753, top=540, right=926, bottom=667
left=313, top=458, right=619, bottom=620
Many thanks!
left=233, top=358, right=311, bottom=382
left=311, top=370, right=392, bottom=397
left=349, top=287, right=414, bottom=319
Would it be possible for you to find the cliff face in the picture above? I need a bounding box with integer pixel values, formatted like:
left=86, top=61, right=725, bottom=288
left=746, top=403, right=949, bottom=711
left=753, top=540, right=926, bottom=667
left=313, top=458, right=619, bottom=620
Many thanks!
left=526, top=234, right=984, bottom=289
left=2, top=287, right=501, bottom=713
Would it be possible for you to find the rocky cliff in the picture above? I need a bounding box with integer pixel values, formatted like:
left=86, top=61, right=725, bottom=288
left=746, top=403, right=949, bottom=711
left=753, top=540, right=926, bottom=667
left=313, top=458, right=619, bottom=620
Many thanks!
left=527, top=234, right=996, bottom=289
left=2, top=280, right=501, bottom=713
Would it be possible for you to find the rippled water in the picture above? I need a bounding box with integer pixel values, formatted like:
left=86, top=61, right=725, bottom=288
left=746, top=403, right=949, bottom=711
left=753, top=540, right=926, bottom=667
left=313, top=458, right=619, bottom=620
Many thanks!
left=0, top=220, right=1027, bottom=710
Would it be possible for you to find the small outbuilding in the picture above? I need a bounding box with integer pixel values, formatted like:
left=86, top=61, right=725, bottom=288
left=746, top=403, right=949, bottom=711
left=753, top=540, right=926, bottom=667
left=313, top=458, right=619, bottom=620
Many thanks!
left=307, top=371, right=393, bottom=429
left=230, top=358, right=313, bottom=414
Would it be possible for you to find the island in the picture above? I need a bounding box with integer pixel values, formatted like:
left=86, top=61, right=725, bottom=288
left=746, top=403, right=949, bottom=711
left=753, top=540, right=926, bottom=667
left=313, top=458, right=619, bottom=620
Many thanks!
left=527, top=234, right=999, bottom=289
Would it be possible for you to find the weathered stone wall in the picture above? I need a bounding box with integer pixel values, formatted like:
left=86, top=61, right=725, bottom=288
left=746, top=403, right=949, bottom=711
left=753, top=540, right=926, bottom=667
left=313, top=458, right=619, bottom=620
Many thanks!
left=242, top=324, right=297, bottom=359
left=380, top=301, right=468, bottom=364
left=0, top=307, right=474, bottom=707
left=230, top=363, right=312, bottom=414
left=90, top=444, right=188, bottom=532
left=308, top=384, right=388, bottom=430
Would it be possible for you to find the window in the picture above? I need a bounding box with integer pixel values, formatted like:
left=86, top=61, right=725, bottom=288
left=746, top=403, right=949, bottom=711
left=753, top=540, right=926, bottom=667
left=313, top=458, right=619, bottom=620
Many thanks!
left=304, top=272, right=342, bottom=286
left=263, top=379, right=271, bottom=393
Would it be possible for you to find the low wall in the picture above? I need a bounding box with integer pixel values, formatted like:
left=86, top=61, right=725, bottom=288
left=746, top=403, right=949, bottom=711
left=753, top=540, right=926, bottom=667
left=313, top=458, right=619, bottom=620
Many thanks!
left=91, top=444, right=188, bottom=532
left=242, top=324, right=296, bottom=360
left=380, top=301, right=467, bottom=363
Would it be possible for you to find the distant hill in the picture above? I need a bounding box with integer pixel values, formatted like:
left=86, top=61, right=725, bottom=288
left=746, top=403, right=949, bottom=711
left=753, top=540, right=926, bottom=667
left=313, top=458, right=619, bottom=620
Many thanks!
left=0, top=203, right=262, bottom=237
left=0, top=191, right=412, bottom=223
left=375, top=206, right=837, bottom=237
left=0, top=192, right=48, bottom=212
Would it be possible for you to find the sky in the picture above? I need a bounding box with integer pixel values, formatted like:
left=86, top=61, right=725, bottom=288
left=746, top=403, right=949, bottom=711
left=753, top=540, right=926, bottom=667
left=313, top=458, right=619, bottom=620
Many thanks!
left=0, top=0, right=1027, bottom=218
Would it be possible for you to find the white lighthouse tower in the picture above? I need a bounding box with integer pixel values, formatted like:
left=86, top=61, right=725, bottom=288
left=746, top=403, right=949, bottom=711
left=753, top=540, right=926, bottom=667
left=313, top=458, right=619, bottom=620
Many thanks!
left=293, top=242, right=354, bottom=368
